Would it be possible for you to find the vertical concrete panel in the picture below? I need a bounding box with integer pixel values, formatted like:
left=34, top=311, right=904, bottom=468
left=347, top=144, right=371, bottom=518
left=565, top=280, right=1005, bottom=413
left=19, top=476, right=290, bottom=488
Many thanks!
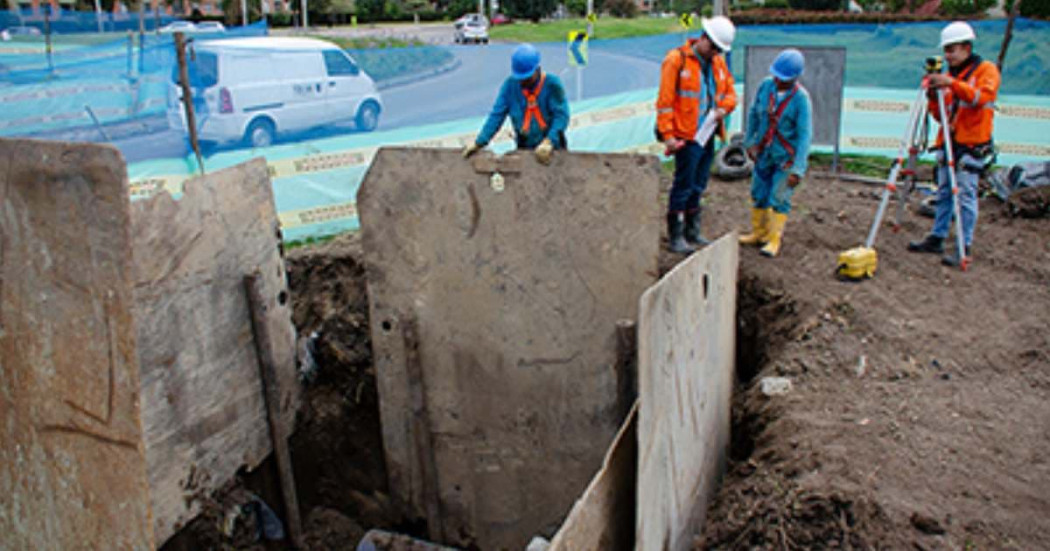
left=636, top=234, right=738, bottom=551
left=743, top=46, right=846, bottom=148
left=0, top=139, right=154, bottom=550
left=130, top=158, right=299, bottom=543
left=548, top=403, right=637, bottom=551
left=358, top=148, right=660, bottom=550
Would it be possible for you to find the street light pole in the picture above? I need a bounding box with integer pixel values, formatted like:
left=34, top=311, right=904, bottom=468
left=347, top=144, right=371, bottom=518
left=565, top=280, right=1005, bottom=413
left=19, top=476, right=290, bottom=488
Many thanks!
left=302, top=0, right=308, bottom=28
left=586, top=0, right=592, bottom=36
left=241, top=0, right=248, bottom=25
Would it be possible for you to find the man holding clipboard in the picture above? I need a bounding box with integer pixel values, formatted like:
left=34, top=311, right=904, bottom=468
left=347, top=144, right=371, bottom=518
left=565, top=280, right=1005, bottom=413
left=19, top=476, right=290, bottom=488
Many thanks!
left=655, top=15, right=738, bottom=254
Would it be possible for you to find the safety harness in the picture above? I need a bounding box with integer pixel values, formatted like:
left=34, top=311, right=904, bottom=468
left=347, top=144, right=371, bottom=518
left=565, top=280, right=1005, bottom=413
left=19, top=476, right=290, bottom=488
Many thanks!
left=758, top=82, right=800, bottom=169
left=521, top=72, right=548, bottom=134
left=943, top=56, right=996, bottom=173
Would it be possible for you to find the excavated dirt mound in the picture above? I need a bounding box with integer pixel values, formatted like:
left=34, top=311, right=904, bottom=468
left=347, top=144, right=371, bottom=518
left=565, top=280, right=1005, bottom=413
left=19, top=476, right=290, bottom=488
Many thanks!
left=689, top=173, right=1050, bottom=550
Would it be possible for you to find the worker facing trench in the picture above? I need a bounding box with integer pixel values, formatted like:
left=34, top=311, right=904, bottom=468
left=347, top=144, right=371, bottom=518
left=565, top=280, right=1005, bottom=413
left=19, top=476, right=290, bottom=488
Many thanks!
left=161, top=232, right=786, bottom=550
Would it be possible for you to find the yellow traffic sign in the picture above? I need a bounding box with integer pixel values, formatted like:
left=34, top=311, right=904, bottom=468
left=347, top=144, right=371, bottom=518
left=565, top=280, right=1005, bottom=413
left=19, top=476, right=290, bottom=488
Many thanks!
left=679, top=13, right=694, bottom=29
left=567, top=30, right=589, bottom=67
left=587, top=12, right=597, bottom=23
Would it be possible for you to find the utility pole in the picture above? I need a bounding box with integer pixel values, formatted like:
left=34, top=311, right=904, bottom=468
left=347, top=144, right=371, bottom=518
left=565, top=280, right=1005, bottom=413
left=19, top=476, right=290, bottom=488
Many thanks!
left=241, top=0, right=248, bottom=25
left=586, top=0, right=593, bottom=37
left=94, top=0, right=104, bottom=32
left=477, top=0, right=483, bottom=16
left=301, top=0, right=308, bottom=28
left=713, top=0, right=726, bottom=16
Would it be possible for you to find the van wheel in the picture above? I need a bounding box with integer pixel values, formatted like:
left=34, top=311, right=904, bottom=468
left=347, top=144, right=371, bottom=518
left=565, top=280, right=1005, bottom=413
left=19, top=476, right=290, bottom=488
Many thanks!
left=356, top=101, right=381, bottom=133
left=245, top=118, right=275, bottom=148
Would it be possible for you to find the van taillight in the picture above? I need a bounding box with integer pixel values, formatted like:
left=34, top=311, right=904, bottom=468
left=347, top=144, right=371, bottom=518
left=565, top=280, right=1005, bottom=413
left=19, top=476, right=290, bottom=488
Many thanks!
left=220, top=88, right=233, bottom=114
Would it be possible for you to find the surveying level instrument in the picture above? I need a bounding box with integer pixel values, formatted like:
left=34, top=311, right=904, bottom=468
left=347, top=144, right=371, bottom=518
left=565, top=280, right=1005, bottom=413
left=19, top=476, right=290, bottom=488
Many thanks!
left=837, top=55, right=970, bottom=279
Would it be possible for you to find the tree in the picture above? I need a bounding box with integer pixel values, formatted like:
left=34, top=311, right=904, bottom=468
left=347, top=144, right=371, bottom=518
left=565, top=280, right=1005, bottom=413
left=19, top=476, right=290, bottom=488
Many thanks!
left=502, top=0, right=557, bottom=21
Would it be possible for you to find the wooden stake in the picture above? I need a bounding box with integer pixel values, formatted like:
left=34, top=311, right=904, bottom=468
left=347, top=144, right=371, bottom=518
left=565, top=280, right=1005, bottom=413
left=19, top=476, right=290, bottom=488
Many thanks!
left=174, top=32, right=205, bottom=175
left=244, top=272, right=304, bottom=549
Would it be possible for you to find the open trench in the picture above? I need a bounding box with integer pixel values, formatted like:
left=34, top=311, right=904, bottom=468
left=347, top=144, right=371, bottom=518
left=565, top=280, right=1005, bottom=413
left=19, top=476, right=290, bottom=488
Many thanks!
left=160, top=236, right=793, bottom=550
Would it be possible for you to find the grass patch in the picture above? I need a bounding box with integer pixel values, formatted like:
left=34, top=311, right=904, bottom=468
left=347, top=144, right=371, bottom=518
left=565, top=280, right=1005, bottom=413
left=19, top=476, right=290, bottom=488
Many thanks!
left=309, top=35, right=424, bottom=49
left=284, top=233, right=341, bottom=251
left=488, top=17, right=681, bottom=42
left=809, top=151, right=940, bottom=179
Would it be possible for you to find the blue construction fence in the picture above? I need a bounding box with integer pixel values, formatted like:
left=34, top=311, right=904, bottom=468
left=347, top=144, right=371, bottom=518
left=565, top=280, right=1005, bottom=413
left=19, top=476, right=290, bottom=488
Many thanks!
left=1, top=16, right=1048, bottom=240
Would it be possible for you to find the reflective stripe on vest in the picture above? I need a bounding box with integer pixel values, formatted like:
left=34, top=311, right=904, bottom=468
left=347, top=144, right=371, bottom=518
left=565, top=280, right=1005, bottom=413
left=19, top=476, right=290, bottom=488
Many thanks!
left=758, top=83, right=800, bottom=169
left=521, top=72, right=548, bottom=134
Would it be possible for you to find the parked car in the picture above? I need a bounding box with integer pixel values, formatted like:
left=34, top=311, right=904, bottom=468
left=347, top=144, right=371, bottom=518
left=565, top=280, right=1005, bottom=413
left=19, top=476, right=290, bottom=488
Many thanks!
left=454, top=13, right=489, bottom=28
left=454, top=19, right=489, bottom=44
left=194, top=21, right=226, bottom=33
left=167, top=37, right=384, bottom=148
left=159, top=20, right=197, bottom=33
left=490, top=13, right=512, bottom=25
left=2, top=26, right=43, bottom=37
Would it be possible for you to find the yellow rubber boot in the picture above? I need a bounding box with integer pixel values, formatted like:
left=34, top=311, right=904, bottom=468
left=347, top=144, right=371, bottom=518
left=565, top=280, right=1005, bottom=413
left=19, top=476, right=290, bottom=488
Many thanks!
left=739, top=207, right=770, bottom=246
left=760, top=212, right=788, bottom=257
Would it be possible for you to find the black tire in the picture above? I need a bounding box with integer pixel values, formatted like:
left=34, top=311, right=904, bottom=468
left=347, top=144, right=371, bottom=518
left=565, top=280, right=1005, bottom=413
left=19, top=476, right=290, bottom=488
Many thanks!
left=714, top=143, right=753, bottom=180
left=244, top=118, right=275, bottom=148
left=356, top=101, right=381, bottom=132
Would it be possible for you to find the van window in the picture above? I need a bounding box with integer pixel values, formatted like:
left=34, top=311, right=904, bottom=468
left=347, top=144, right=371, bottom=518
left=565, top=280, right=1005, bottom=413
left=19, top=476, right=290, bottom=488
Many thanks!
left=170, top=50, right=218, bottom=88
left=323, top=50, right=360, bottom=77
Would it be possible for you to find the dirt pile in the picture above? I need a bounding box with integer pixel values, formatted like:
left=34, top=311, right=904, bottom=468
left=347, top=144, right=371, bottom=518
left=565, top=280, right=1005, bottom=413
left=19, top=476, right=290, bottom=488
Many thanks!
left=692, top=172, right=1050, bottom=550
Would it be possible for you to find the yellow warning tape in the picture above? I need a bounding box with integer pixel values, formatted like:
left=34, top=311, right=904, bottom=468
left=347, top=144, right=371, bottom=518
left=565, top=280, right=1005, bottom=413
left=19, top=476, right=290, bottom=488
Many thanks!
left=847, top=98, right=1050, bottom=120
left=279, top=202, right=359, bottom=230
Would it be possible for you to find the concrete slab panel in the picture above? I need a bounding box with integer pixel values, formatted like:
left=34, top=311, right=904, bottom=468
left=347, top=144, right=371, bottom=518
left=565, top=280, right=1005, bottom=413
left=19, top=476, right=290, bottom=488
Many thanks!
left=130, top=158, right=299, bottom=543
left=548, top=402, right=637, bottom=551
left=358, top=148, right=660, bottom=551
left=0, top=138, right=154, bottom=550
left=744, top=46, right=846, bottom=148
left=636, top=234, right=738, bottom=551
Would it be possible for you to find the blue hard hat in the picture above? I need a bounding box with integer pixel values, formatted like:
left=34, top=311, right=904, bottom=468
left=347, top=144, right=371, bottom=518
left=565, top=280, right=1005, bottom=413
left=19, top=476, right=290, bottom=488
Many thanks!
left=511, top=43, right=541, bottom=80
left=770, top=48, right=805, bottom=81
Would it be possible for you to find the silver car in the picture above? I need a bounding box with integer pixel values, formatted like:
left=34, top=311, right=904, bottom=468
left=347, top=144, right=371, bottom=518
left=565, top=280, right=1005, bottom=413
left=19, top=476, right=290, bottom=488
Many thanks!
left=454, top=19, right=489, bottom=44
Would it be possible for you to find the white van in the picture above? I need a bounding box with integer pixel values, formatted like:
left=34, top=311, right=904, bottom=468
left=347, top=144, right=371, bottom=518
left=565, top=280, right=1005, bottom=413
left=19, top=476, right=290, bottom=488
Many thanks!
left=167, top=37, right=384, bottom=148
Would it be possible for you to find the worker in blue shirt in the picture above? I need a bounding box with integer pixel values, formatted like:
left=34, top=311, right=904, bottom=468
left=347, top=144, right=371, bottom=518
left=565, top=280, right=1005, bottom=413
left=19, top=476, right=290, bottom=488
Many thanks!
left=463, top=44, right=570, bottom=165
left=740, top=48, right=813, bottom=257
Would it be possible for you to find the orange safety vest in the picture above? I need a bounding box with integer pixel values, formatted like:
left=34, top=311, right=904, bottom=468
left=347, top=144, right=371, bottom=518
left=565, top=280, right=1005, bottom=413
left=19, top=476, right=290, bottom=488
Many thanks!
left=928, top=57, right=1000, bottom=148
left=655, top=41, right=737, bottom=142
left=521, top=73, right=548, bottom=134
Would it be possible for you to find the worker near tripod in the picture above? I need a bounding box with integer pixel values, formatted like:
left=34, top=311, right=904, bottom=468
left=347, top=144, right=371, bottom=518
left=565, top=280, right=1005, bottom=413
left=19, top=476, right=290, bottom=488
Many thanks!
left=907, top=21, right=1001, bottom=267
left=739, top=48, right=813, bottom=258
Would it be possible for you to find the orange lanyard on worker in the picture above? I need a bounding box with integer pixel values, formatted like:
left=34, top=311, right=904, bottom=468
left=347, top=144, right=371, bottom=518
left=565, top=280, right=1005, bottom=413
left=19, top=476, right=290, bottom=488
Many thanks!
left=759, top=83, right=799, bottom=168
left=521, top=72, right=547, bottom=134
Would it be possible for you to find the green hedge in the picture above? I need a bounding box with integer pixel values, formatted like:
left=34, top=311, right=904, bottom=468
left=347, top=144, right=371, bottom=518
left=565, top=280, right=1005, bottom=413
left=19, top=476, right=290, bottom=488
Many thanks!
left=1020, top=0, right=1050, bottom=17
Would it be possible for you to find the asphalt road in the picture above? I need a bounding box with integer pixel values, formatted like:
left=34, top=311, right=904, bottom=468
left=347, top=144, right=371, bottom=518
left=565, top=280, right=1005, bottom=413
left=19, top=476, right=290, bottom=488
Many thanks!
left=109, top=41, right=661, bottom=163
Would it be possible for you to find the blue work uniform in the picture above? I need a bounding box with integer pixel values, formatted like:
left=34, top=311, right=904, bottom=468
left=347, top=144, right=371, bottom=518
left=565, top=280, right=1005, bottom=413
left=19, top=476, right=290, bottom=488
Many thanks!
left=744, top=77, right=813, bottom=214
left=475, top=72, right=570, bottom=150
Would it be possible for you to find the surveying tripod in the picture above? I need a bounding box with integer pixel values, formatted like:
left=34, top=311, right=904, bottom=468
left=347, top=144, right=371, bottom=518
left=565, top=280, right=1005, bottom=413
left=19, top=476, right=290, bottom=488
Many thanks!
left=863, top=56, right=971, bottom=271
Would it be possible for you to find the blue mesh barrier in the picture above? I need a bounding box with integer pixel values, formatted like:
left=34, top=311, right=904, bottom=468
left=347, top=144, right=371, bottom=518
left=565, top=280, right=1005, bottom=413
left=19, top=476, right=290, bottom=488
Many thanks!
left=2, top=16, right=1048, bottom=239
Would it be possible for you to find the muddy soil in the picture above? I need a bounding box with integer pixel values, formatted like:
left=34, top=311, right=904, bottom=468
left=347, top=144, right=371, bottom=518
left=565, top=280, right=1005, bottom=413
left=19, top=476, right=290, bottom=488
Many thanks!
left=688, top=172, right=1050, bottom=550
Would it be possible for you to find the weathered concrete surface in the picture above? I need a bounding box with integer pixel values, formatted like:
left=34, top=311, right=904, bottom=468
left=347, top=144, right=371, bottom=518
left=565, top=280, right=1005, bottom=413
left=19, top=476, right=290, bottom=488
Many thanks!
left=636, top=234, right=738, bottom=551
left=0, top=139, right=154, bottom=549
left=548, top=402, right=637, bottom=551
left=358, top=148, right=660, bottom=550
left=131, top=158, right=299, bottom=543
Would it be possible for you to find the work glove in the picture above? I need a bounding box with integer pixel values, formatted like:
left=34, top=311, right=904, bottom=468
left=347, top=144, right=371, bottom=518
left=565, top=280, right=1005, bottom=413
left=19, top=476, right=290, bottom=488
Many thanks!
left=462, top=142, right=482, bottom=158
left=535, top=138, right=554, bottom=165
left=788, top=173, right=801, bottom=188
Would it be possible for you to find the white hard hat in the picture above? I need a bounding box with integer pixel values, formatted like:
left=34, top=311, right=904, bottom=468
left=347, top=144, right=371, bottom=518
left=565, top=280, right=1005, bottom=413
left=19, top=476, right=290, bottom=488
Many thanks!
left=701, top=16, right=736, bottom=53
left=940, top=21, right=976, bottom=48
